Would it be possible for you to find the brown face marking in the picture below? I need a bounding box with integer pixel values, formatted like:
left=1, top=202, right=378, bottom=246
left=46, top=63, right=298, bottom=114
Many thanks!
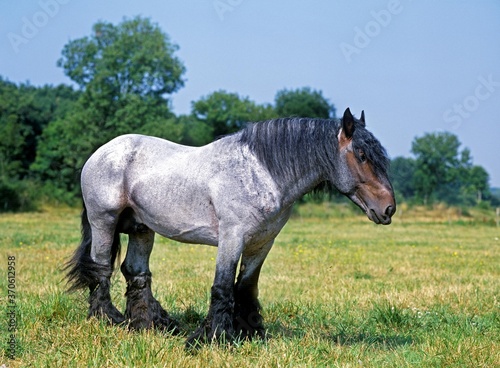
left=345, top=146, right=380, bottom=190
left=338, top=127, right=395, bottom=224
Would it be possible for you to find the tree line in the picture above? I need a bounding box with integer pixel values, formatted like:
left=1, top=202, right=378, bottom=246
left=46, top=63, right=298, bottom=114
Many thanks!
left=0, top=17, right=496, bottom=211
left=390, top=132, right=494, bottom=207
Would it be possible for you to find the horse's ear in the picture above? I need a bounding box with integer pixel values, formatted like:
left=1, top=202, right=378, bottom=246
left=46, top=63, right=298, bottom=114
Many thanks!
left=342, top=107, right=355, bottom=139
left=360, top=110, right=366, bottom=126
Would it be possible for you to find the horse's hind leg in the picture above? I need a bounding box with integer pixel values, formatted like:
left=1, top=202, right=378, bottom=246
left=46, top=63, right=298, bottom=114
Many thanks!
left=87, top=224, right=125, bottom=324
left=233, top=240, right=274, bottom=339
left=121, top=224, right=178, bottom=332
left=64, top=205, right=124, bottom=324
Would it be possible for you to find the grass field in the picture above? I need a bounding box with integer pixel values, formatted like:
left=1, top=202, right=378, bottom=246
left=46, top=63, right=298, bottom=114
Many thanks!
left=0, top=203, right=499, bottom=367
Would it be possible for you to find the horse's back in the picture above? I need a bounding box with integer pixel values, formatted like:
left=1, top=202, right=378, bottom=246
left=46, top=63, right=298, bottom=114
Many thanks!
left=85, top=133, right=194, bottom=169
left=98, top=134, right=191, bottom=159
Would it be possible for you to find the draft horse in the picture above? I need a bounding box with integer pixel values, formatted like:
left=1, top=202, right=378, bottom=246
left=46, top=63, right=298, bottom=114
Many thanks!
left=66, top=108, right=396, bottom=347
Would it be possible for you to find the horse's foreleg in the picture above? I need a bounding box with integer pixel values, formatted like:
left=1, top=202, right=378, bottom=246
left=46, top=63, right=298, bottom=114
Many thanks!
left=121, top=225, right=178, bottom=333
left=233, top=240, right=274, bottom=339
left=186, top=234, right=242, bottom=348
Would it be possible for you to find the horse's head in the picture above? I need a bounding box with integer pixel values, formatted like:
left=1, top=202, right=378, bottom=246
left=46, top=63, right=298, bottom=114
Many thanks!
left=334, top=108, right=396, bottom=225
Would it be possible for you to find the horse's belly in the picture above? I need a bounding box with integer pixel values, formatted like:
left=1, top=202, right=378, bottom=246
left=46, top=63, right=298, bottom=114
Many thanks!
left=132, top=200, right=219, bottom=246
left=154, top=222, right=219, bottom=246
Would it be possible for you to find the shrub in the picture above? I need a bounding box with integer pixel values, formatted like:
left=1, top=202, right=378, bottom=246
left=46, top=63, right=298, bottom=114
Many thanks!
left=0, top=179, right=38, bottom=212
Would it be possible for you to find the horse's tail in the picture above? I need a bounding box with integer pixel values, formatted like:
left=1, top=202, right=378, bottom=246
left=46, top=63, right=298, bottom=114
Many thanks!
left=65, top=202, right=122, bottom=292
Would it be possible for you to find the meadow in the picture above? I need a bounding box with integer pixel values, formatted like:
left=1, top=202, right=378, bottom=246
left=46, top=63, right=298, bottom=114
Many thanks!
left=0, top=203, right=499, bottom=367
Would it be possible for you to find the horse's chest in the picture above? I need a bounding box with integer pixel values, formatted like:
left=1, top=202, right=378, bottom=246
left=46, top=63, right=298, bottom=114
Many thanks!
left=242, top=207, right=293, bottom=249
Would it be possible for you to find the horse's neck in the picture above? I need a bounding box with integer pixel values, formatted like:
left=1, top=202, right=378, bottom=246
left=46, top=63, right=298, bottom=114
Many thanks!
left=278, top=168, right=324, bottom=209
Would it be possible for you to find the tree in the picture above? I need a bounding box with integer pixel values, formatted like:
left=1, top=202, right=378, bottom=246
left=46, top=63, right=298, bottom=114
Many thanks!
left=57, top=16, right=185, bottom=146
left=411, top=132, right=461, bottom=204
left=274, top=87, right=336, bottom=119
left=30, top=109, right=90, bottom=192
left=58, top=16, right=185, bottom=101
left=410, top=131, right=491, bottom=206
left=0, top=77, right=80, bottom=210
left=0, top=78, right=26, bottom=180
left=176, top=114, right=213, bottom=147
left=0, top=78, right=79, bottom=181
left=192, top=90, right=277, bottom=138
left=389, top=156, right=416, bottom=200
left=464, top=165, right=490, bottom=204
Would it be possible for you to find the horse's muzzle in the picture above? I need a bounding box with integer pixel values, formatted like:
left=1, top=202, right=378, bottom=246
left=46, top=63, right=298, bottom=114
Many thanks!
left=369, top=204, right=395, bottom=225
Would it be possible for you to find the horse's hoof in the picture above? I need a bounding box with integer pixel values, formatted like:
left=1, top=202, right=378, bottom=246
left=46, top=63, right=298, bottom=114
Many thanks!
left=185, top=330, right=207, bottom=350
left=88, top=305, right=125, bottom=325
left=185, top=320, right=212, bottom=349
left=153, top=314, right=181, bottom=335
left=233, top=310, right=265, bottom=340
left=235, top=326, right=266, bottom=341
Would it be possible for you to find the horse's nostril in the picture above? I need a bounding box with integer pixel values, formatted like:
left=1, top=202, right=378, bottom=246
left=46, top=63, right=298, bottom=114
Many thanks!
left=385, top=205, right=395, bottom=217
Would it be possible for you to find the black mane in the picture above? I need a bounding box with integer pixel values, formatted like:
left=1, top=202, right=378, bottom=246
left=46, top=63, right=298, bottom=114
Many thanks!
left=238, top=118, right=341, bottom=186
left=238, top=117, right=390, bottom=186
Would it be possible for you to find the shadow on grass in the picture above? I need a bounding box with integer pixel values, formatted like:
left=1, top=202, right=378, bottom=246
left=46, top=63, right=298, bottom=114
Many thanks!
left=330, top=332, right=414, bottom=349
left=266, top=320, right=414, bottom=350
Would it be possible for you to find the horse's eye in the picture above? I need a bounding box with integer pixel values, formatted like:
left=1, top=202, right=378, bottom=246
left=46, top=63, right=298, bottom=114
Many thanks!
left=359, top=151, right=367, bottom=163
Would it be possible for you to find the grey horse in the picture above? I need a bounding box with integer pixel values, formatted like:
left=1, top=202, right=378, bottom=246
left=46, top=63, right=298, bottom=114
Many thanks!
left=66, top=108, right=395, bottom=347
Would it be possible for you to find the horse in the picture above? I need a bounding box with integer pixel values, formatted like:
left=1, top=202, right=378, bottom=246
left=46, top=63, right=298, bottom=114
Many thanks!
left=65, top=107, right=395, bottom=347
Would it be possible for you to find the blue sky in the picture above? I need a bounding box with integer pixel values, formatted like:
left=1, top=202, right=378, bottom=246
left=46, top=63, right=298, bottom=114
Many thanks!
left=1, top=0, right=499, bottom=186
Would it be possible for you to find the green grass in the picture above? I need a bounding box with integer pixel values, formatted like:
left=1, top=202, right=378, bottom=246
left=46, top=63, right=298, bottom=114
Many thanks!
left=0, top=204, right=499, bottom=367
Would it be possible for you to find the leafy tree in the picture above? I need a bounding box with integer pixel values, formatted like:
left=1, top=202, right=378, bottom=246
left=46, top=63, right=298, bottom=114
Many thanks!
left=274, top=87, right=336, bottom=118
left=389, top=156, right=416, bottom=200
left=0, top=77, right=79, bottom=210
left=410, top=132, right=490, bottom=205
left=0, top=78, right=79, bottom=181
left=411, top=132, right=461, bottom=204
left=0, top=81, right=26, bottom=180
left=464, top=165, right=490, bottom=204
left=176, top=114, right=213, bottom=146
left=58, top=16, right=185, bottom=100
left=58, top=15, right=185, bottom=146
left=192, top=90, right=277, bottom=138
left=21, top=83, right=80, bottom=169
left=31, top=106, right=91, bottom=192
